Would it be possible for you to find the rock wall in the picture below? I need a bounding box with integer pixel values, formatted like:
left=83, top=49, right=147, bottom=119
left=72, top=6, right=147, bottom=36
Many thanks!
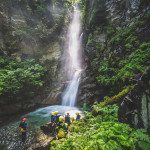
left=0, top=0, right=68, bottom=80
left=119, top=68, right=150, bottom=132
left=0, top=0, right=72, bottom=119
left=80, top=0, right=150, bottom=130
left=106, top=0, right=149, bottom=25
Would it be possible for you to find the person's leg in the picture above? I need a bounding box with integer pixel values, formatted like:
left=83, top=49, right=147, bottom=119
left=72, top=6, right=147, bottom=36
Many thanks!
left=53, top=124, right=57, bottom=137
left=22, top=132, right=26, bottom=142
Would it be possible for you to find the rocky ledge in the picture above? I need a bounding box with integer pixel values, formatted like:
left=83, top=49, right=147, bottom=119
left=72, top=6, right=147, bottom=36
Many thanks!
left=27, top=130, right=53, bottom=150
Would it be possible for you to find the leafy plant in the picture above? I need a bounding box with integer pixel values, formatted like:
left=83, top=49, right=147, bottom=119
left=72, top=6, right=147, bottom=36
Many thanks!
left=0, top=57, right=46, bottom=97
left=50, top=105, right=150, bottom=150
left=95, top=14, right=150, bottom=89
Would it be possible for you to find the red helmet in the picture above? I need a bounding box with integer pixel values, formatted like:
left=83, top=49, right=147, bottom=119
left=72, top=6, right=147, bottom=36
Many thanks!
left=22, top=118, right=27, bottom=122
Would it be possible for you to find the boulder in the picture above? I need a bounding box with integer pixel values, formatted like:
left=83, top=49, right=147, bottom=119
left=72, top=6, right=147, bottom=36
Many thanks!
left=119, top=69, right=150, bottom=132
left=27, top=130, right=53, bottom=150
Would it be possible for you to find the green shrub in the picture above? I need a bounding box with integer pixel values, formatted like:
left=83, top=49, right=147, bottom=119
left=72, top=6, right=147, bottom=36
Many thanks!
left=96, top=14, right=150, bottom=88
left=118, top=43, right=150, bottom=80
left=50, top=105, right=150, bottom=150
left=0, top=57, right=45, bottom=96
left=97, top=41, right=150, bottom=86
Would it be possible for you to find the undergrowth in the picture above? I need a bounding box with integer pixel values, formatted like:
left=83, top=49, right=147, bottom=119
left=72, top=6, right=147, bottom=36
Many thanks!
left=95, top=14, right=150, bottom=87
left=0, top=57, right=46, bottom=98
left=50, top=105, right=150, bottom=150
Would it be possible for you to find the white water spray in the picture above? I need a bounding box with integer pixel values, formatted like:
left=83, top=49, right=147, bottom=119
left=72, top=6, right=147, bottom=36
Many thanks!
left=62, top=6, right=82, bottom=107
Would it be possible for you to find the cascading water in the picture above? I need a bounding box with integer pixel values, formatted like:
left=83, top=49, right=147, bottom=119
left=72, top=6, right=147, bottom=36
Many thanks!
left=62, top=6, right=82, bottom=107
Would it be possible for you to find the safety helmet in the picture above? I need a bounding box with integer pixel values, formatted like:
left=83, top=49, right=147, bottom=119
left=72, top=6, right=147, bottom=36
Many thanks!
left=76, top=112, right=79, bottom=115
left=55, top=111, right=59, bottom=115
left=51, top=112, right=55, bottom=115
left=22, top=118, right=27, bottom=122
left=59, top=116, right=64, bottom=122
left=71, top=117, right=75, bottom=121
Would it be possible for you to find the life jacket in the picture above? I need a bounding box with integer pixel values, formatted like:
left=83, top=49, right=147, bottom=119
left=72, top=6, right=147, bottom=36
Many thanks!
left=57, top=122, right=67, bottom=131
left=19, top=122, right=27, bottom=132
left=57, top=128, right=66, bottom=138
left=20, top=128, right=26, bottom=133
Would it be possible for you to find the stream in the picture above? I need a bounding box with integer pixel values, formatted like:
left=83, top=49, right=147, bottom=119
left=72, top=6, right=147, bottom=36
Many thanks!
left=0, top=105, right=82, bottom=150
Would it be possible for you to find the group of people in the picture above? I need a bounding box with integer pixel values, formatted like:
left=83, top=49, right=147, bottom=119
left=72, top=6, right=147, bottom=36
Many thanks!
left=48, top=111, right=81, bottom=139
left=18, top=111, right=81, bottom=142
left=51, top=111, right=81, bottom=124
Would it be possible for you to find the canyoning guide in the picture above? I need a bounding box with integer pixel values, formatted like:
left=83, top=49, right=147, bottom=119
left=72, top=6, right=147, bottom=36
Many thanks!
left=54, top=111, right=61, bottom=124
left=19, top=118, right=28, bottom=142
left=50, top=111, right=55, bottom=122
left=65, top=113, right=71, bottom=126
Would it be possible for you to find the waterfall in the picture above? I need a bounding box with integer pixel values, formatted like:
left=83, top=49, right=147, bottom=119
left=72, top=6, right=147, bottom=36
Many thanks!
left=62, top=6, right=82, bottom=107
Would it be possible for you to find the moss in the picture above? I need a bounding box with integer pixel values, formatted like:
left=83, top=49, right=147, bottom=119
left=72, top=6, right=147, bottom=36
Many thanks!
left=94, top=86, right=133, bottom=111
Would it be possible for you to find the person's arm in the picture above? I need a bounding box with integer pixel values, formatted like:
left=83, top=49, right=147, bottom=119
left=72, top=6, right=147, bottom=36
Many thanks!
left=26, top=123, right=28, bottom=129
left=19, top=122, right=21, bottom=127
left=19, top=122, right=22, bottom=132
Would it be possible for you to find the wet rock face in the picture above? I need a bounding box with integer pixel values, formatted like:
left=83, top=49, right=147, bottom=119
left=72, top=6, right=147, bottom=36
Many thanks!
left=141, top=91, right=150, bottom=130
left=118, top=69, right=150, bottom=132
left=78, top=69, right=105, bottom=105
left=78, top=72, right=97, bottom=104
left=0, top=0, right=67, bottom=73
left=81, top=0, right=150, bottom=130
left=106, top=0, right=149, bottom=26
left=0, top=0, right=71, bottom=117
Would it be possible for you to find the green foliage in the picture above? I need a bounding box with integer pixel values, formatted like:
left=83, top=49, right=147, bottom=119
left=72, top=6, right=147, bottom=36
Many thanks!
left=0, top=57, right=45, bottom=96
left=90, top=0, right=107, bottom=27
left=79, top=0, right=89, bottom=25
left=50, top=105, right=150, bottom=150
left=34, top=0, right=46, bottom=15
left=105, top=24, right=116, bottom=36
left=138, top=141, right=150, bottom=150
left=92, top=104, right=119, bottom=121
left=110, top=27, right=138, bottom=47
left=118, top=42, right=150, bottom=80
left=96, top=60, right=117, bottom=86
left=67, top=0, right=80, bottom=4
left=97, top=41, right=150, bottom=86
left=95, top=14, right=150, bottom=87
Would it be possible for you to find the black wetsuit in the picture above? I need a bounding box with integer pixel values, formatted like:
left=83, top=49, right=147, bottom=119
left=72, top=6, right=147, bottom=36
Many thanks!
left=76, top=114, right=81, bottom=121
left=19, top=122, right=28, bottom=142
left=65, top=114, right=71, bottom=125
left=51, top=115, right=55, bottom=122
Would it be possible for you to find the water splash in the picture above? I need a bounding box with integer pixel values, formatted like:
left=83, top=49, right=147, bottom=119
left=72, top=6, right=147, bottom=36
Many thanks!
left=62, top=6, right=82, bottom=107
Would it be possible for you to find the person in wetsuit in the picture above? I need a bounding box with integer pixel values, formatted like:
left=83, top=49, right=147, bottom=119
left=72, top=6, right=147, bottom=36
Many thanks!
left=19, top=118, right=28, bottom=142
